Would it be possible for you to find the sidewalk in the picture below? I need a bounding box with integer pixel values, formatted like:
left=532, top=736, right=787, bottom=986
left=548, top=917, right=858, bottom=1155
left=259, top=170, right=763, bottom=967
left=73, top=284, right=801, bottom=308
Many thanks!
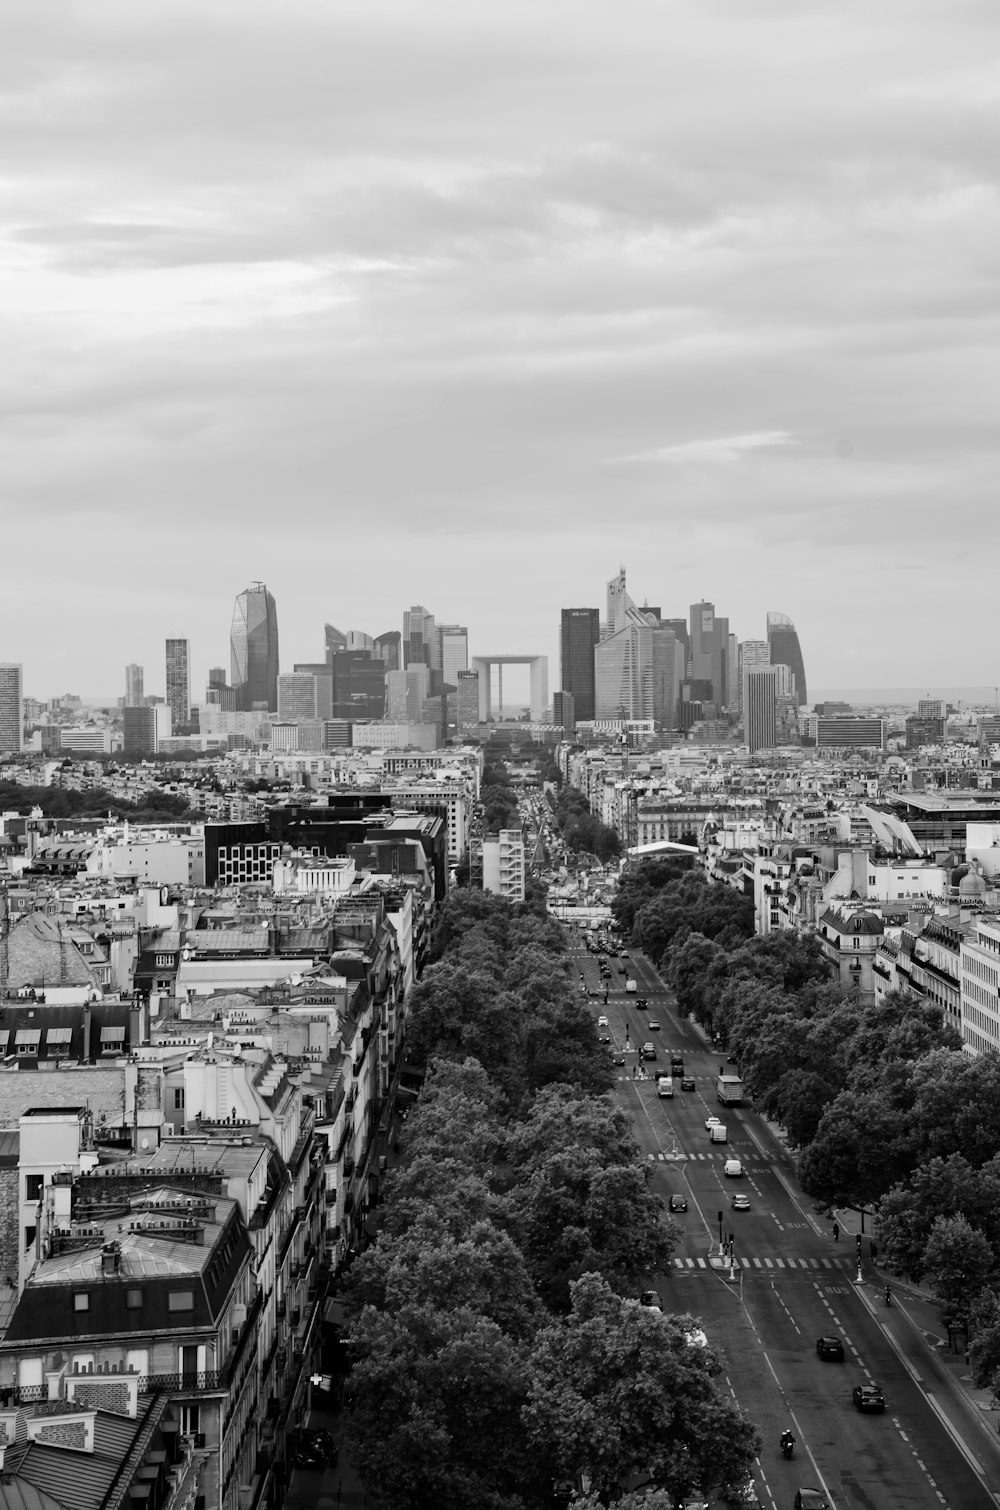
left=283, top=1396, right=379, bottom=1510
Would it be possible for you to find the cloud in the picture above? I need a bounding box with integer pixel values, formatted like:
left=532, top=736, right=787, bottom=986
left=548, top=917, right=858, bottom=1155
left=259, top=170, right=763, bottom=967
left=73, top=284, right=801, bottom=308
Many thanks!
left=607, top=432, right=795, bottom=466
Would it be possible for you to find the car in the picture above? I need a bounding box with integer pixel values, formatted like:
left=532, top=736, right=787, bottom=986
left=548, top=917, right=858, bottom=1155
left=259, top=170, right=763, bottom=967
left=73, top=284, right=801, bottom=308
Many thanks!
left=794, top=1491, right=830, bottom=1510
left=597, top=1014, right=609, bottom=1027
left=723, top=1158, right=743, bottom=1178
left=852, top=1383, right=885, bottom=1413
left=642, top=1042, right=657, bottom=1059
left=639, top=1289, right=663, bottom=1310
left=669, top=1193, right=688, bottom=1213
left=636, top=997, right=648, bottom=1009
left=681, top=1075, right=696, bottom=1091
left=816, top=1335, right=845, bottom=1362
left=705, top=1115, right=722, bottom=1131
left=647, top=1019, right=660, bottom=1031
left=730, top=1193, right=751, bottom=1210
left=598, top=1032, right=611, bottom=1044
left=612, top=1050, right=626, bottom=1065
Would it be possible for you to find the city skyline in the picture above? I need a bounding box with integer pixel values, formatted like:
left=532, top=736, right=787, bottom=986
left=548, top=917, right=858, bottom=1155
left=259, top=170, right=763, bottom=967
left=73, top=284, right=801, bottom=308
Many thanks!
left=4, top=4, right=1000, bottom=697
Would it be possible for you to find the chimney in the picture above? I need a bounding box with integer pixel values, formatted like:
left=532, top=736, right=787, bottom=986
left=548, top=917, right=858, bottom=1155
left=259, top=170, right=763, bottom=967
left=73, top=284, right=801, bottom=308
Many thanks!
left=101, top=1242, right=120, bottom=1278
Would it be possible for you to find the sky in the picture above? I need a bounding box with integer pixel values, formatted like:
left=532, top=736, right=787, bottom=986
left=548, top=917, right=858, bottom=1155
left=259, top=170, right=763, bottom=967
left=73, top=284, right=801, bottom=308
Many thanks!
left=3, top=0, right=999, bottom=704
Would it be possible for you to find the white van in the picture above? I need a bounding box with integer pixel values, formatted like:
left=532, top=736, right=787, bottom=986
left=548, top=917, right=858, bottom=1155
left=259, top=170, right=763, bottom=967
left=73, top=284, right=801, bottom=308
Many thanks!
left=709, top=1123, right=728, bottom=1143
left=657, top=1075, right=674, bottom=1098
left=724, top=1158, right=742, bottom=1177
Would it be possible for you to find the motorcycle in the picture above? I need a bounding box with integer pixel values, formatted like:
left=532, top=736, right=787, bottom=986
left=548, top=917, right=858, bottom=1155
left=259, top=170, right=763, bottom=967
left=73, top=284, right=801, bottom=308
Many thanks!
left=780, top=1434, right=794, bottom=1460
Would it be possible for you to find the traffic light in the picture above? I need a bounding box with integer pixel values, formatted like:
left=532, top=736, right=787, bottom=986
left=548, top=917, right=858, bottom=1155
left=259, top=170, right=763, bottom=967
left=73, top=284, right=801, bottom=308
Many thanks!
left=718, top=1210, right=723, bottom=1225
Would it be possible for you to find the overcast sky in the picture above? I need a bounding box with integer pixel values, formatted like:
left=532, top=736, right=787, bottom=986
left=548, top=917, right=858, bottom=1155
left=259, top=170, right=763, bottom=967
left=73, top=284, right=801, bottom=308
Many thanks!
left=4, top=0, right=999, bottom=703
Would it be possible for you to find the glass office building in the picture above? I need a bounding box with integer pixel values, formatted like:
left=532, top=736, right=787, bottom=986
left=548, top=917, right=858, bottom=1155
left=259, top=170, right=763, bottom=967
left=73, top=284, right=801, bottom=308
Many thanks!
left=231, top=583, right=279, bottom=711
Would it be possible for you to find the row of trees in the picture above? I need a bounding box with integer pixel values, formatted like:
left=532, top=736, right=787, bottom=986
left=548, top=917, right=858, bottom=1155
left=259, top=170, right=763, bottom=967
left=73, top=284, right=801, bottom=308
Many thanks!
left=0, top=779, right=192, bottom=823
left=551, top=787, right=621, bottom=863
left=343, top=891, right=759, bottom=1508
left=619, top=857, right=1000, bottom=1374
left=481, top=759, right=521, bottom=834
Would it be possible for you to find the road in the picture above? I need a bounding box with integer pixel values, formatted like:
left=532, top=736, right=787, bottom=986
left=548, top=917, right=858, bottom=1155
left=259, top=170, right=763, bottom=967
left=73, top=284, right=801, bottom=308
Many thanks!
left=570, top=927, right=1000, bottom=1510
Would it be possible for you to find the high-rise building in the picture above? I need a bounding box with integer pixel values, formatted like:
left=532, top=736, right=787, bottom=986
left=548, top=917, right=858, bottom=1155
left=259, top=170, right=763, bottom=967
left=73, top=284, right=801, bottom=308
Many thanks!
left=689, top=601, right=731, bottom=710
left=560, top=608, right=600, bottom=722
left=738, top=640, right=770, bottom=719
left=604, top=568, right=635, bottom=637
left=553, top=689, right=576, bottom=734
left=745, top=666, right=778, bottom=754
left=278, top=673, right=322, bottom=722
left=403, top=606, right=436, bottom=669
left=594, top=613, right=681, bottom=727
left=231, top=583, right=279, bottom=711
left=0, top=664, right=23, bottom=754
left=374, top=630, right=401, bottom=672
left=387, top=666, right=430, bottom=722
left=123, top=704, right=172, bottom=756
left=767, top=611, right=808, bottom=707
left=918, top=698, right=947, bottom=720
left=437, top=625, right=469, bottom=689
left=324, top=624, right=347, bottom=659
left=124, top=664, right=144, bottom=707
left=457, top=669, right=480, bottom=733
left=165, top=638, right=190, bottom=732
left=330, top=651, right=386, bottom=719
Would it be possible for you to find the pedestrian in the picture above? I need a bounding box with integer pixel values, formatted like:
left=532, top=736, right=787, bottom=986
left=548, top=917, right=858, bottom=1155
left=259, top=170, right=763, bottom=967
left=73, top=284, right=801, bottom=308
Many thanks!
left=870, top=1240, right=878, bottom=1263
left=832, top=1221, right=840, bottom=1241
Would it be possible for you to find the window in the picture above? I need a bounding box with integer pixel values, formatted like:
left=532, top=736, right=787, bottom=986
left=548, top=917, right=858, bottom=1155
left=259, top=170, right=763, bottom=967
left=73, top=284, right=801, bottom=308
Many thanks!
left=126, top=1288, right=144, bottom=1310
left=25, top=1174, right=44, bottom=1203
left=168, top=1290, right=195, bottom=1312
left=73, top=1292, right=90, bottom=1312
left=173, top=1089, right=185, bottom=1110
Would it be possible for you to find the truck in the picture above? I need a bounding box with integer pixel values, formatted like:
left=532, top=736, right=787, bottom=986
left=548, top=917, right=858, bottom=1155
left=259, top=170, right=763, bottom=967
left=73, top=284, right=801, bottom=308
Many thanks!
left=657, top=1075, right=674, bottom=1098
left=716, top=1073, right=744, bottom=1107
left=625, top=978, right=637, bottom=994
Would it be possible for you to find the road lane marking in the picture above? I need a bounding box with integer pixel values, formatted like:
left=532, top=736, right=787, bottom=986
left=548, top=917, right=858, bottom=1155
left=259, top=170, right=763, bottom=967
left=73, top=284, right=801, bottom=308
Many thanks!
left=788, top=1407, right=839, bottom=1508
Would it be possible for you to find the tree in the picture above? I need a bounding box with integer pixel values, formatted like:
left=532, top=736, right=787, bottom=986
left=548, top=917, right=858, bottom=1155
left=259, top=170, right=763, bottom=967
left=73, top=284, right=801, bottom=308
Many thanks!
left=346, top=1302, right=533, bottom=1510
left=877, top=1155, right=1000, bottom=1282
left=922, top=1214, right=995, bottom=1332
left=797, top=1089, right=919, bottom=1207
left=664, top=932, right=722, bottom=1021
left=968, top=1289, right=1000, bottom=1389
left=522, top=1274, right=759, bottom=1503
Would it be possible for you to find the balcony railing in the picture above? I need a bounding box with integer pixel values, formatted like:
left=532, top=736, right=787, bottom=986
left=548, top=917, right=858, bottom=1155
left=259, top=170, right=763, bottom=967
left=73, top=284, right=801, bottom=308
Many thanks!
left=141, top=1371, right=223, bottom=1394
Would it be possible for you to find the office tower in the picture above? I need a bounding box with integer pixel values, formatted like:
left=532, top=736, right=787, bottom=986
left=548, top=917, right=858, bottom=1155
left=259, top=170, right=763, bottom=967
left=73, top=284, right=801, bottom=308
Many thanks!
left=745, top=666, right=778, bottom=754
left=324, top=623, right=347, bottom=659
left=205, top=667, right=238, bottom=711
left=918, top=698, right=946, bottom=720
left=594, top=612, right=679, bottom=725
left=374, top=630, right=401, bottom=672
left=345, top=630, right=374, bottom=652
left=437, top=625, right=469, bottom=688
left=728, top=634, right=739, bottom=717
left=230, top=583, right=279, bottom=711
left=767, top=611, right=808, bottom=706
left=457, top=669, right=480, bottom=733
left=560, top=608, right=600, bottom=722
left=165, top=638, right=190, bottom=732
left=278, top=673, right=322, bottom=721
left=604, top=568, right=635, bottom=637
left=403, top=606, right=436, bottom=669
left=553, top=689, right=575, bottom=734
left=738, top=640, right=770, bottom=719
left=124, top=664, right=144, bottom=707
left=689, top=601, right=730, bottom=709
left=123, top=704, right=172, bottom=756
left=0, top=664, right=23, bottom=754
left=387, top=665, right=430, bottom=721
left=330, top=650, right=386, bottom=718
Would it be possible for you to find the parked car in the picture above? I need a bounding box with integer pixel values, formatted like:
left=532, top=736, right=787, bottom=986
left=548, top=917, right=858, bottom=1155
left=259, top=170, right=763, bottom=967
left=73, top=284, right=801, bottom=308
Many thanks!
left=852, top=1383, right=885, bottom=1413
left=816, top=1335, right=845, bottom=1362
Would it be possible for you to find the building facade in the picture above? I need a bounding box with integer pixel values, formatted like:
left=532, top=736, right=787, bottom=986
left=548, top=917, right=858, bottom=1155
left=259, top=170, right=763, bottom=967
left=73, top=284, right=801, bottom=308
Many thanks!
left=0, top=663, right=23, bottom=754
left=166, top=639, right=191, bottom=732
left=766, top=611, right=808, bottom=706
left=560, top=608, right=600, bottom=723
left=125, top=664, right=144, bottom=707
left=230, top=585, right=279, bottom=712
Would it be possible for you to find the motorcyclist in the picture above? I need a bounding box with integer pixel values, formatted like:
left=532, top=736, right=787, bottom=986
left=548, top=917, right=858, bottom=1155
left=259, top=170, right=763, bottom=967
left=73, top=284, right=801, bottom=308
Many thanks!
left=780, top=1429, right=794, bottom=1457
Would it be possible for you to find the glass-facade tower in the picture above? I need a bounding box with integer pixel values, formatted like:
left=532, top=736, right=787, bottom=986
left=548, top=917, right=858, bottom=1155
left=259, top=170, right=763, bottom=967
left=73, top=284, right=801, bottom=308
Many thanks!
left=165, top=638, right=190, bottom=732
left=231, top=583, right=279, bottom=711
left=560, top=607, right=600, bottom=722
left=767, top=611, right=808, bottom=706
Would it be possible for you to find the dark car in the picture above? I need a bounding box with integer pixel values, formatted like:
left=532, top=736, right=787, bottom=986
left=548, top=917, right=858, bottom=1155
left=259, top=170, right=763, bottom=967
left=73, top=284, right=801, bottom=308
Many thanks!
left=637, top=997, right=648, bottom=1009
left=794, top=1492, right=830, bottom=1510
left=853, top=1383, right=885, bottom=1413
left=293, top=1428, right=338, bottom=1469
left=681, top=1075, right=696, bottom=1091
left=612, top=1050, right=626, bottom=1065
left=598, top=1032, right=611, bottom=1043
left=639, top=1289, right=663, bottom=1310
left=669, top=1193, right=688, bottom=1213
left=816, top=1335, right=845, bottom=1362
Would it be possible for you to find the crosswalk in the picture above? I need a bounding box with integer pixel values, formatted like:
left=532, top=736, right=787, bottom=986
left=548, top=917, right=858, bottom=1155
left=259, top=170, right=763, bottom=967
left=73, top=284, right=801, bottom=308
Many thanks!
left=650, top=1151, right=762, bottom=1162
left=672, top=1254, right=848, bottom=1271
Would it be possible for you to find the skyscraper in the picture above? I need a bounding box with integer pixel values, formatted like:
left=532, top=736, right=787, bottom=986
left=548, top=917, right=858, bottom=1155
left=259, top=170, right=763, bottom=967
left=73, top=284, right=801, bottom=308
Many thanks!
left=738, top=640, right=770, bottom=719
left=0, top=664, right=23, bottom=754
left=403, top=606, right=436, bottom=669
left=437, top=625, right=469, bottom=688
left=124, top=664, right=144, bottom=707
left=745, top=666, right=778, bottom=754
left=231, top=583, right=279, bottom=711
left=767, top=611, right=808, bottom=706
left=689, top=601, right=731, bottom=710
left=560, top=608, right=600, bottom=722
left=374, top=630, right=401, bottom=672
left=165, top=638, right=190, bottom=732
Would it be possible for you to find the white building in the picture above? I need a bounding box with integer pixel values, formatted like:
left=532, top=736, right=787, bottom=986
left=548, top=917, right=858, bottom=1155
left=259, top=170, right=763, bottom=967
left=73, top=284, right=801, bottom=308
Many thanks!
left=482, top=828, right=526, bottom=902
left=960, top=914, right=1000, bottom=1056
